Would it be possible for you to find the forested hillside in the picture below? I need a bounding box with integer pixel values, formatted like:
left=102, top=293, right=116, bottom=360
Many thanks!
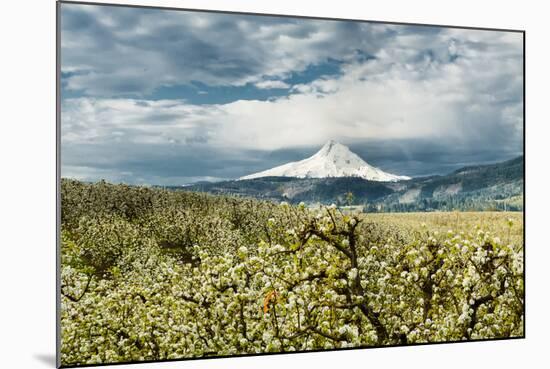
left=181, top=156, right=524, bottom=212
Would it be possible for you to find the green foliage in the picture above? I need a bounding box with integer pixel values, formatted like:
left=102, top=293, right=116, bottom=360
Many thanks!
left=345, top=191, right=355, bottom=206
left=60, top=179, right=524, bottom=366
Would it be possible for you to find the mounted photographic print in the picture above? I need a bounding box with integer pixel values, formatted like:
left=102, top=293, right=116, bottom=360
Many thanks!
left=57, top=1, right=525, bottom=367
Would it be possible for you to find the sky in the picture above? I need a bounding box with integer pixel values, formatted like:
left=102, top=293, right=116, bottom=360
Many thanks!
left=60, top=3, right=524, bottom=185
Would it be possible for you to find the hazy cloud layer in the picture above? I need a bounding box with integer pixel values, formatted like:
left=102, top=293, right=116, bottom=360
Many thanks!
left=60, top=3, right=523, bottom=184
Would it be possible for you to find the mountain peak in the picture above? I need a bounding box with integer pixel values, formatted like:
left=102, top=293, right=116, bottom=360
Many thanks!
left=323, top=139, right=339, bottom=149
left=240, top=141, right=411, bottom=182
left=318, top=140, right=347, bottom=155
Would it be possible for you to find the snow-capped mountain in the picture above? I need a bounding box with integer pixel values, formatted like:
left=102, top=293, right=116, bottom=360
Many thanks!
left=240, top=140, right=411, bottom=182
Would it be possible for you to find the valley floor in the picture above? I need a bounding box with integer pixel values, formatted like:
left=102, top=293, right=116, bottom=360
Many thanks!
left=364, top=211, right=523, bottom=247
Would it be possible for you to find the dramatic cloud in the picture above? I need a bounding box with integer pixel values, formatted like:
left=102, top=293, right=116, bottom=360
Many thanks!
left=254, top=80, right=291, bottom=89
left=61, top=4, right=394, bottom=97
left=60, top=3, right=523, bottom=184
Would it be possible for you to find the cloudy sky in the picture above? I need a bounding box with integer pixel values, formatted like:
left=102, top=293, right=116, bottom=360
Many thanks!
left=60, top=3, right=523, bottom=185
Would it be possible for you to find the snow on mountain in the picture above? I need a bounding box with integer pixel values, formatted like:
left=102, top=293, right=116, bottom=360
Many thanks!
left=240, top=140, right=411, bottom=182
